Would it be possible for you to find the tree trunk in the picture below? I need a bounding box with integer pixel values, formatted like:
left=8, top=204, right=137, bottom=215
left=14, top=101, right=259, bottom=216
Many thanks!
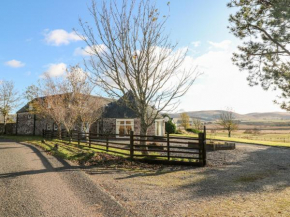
left=228, top=130, right=231, bottom=137
left=3, top=115, right=6, bottom=135
left=85, top=126, right=90, bottom=142
left=68, top=130, right=72, bottom=144
left=57, top=124, right=62, bottom=140
left=140, top=119, right=148, bottom=155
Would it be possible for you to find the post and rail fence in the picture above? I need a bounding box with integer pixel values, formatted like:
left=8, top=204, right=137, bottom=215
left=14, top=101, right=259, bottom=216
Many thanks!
left=43, top=127, right=207, bottom=166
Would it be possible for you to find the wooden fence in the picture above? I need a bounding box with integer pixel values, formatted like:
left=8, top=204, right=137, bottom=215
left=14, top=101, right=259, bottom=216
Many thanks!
left=43, top=128, right=207, bottom=166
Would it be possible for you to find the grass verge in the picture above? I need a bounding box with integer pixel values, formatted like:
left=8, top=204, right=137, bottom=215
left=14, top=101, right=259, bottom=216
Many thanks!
left=0, top=135, right=196, bottom=167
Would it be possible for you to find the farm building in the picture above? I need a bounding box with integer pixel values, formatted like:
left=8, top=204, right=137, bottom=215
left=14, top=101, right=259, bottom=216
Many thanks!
left=16, top=93, right=165, bottom=137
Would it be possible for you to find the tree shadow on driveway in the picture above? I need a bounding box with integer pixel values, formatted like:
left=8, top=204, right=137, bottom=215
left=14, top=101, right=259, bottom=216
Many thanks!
left=176, top=144, right=290, bottom=200
left=0, top=141, right=78, bottom=179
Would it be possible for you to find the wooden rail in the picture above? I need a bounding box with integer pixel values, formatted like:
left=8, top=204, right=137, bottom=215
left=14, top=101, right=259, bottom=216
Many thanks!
left=43, top=127, right=207, bottom=166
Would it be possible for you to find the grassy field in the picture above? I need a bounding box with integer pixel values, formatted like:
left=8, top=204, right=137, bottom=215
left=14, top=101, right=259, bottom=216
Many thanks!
left=173, top=130, right=290, bottom=147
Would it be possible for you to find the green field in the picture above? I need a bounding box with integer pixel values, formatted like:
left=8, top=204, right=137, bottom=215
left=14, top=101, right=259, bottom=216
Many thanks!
left=173, top=131, right=290, bottom=148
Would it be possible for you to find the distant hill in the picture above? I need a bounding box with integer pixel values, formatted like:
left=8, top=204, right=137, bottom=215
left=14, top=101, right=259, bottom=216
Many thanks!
left=168, top=110, right=290, bottom=122
left=245, top=112, right=290, bottom=120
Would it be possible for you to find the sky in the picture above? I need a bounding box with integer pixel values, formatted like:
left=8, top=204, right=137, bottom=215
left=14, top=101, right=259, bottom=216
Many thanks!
left=0, top=0, right=284, bottom=114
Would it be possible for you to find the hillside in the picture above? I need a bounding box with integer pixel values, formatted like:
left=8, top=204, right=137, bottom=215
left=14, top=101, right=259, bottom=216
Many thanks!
left=168, top=110, right=290, bottom=122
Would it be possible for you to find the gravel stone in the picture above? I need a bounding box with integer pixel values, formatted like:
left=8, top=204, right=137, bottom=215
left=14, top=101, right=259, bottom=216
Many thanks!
left=83, top=143, right=290, bottom=216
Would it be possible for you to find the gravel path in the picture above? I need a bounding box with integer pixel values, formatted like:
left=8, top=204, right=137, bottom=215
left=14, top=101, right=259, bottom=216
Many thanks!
left=0, top=140, right=126, bottom=217
left=84, top=143, right=290, bottom=216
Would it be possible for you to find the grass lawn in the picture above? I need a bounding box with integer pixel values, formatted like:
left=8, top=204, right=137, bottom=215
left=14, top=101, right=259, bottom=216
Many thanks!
left=0, top=135, right=198, bottom=165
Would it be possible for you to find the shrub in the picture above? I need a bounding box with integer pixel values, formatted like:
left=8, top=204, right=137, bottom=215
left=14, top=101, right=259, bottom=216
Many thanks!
left=186, top=128, right=201, bottom=134
left=165, top=120, right=176, bottom=134
left=252, top=127, right=261, bottom=135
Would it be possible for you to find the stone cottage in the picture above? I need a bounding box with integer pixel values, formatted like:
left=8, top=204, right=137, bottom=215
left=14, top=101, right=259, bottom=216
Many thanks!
left=16, top=93, right=165, bottom=137
left=96, top=94, right=165, bottom=137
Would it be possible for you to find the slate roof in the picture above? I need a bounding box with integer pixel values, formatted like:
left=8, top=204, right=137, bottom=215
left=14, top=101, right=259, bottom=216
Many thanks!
left=102, top=92, right=163, bottom=119
left=17, top=92, right=162, bottom=120
left=17, top=94, right=113, bottom=113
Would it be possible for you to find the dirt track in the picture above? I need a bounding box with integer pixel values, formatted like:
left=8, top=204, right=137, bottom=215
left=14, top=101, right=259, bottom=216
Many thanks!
left=0, top=140, right=126, bottom=217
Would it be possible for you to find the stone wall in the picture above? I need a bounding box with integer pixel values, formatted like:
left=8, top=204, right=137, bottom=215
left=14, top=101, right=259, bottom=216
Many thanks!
left=89, top=121, right=99, bottom=134
left=16, top=113, right=165, bottom=137
left=102, top=118, right=116, bottom=134
left=0, top=123, right=16, bottom=135
left=34, top=116, right=54, bottom=136
left=133, top=119, right=155, bottom=136
left=17, top=112, right=34, bottom=135
left=99, top=118, right=162, bottom=136
left=17, top=112, right=55, bottom=136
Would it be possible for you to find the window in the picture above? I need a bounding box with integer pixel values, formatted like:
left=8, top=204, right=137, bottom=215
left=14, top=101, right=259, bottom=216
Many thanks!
left=53, top=124, right=58, bottom=131
left=29, top=104, right=33, bottom=111
left=46, top=123, right=51, bottom=130
left=116, top=119, right=134, bottom=137
left=28, top=114, right=32, bottom=119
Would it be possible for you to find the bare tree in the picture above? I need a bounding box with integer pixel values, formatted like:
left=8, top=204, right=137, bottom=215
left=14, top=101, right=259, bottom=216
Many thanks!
left=0, top=81, right=21, bottom=134
left=77, top=0, right=199, bottom=139
left=63, top=66, right=105, bottom=136
left=179, top=112, right=190, bottom=130
left=25, top=65, right=100, bottom=141
left=192, top=118, right=203, bottom=131
left=25, top=77, right=68, bottom=139
left=217, top=109, right=238, bottom=137
left=79, top=97, right=106, bottom=134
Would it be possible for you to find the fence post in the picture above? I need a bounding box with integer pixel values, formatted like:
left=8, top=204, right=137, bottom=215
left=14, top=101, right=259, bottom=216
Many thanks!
left=106, top=136, right=109, bottom=152
left=42, top=129, right=45, bottom=138
left=167, top=133, right=170, bottom=161
left=203, top=126, right=207, bottom=166
left=198, top=133, right=204, bottom=166
left=130, top=131, right=134, bottom=160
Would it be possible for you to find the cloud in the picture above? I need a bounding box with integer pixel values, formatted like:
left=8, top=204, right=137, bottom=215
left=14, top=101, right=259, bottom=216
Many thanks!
left=177, top=46, right=282, bottom=114
left=5, top=60, right=25, bottom=68
left=191, top=41, right=201, bottom=47
left=208, top=40, right=232, bottom=50
left=44, top=29, right=82, bottom=46
left=42, top=63, right=67, bottom=77
left=74, top=44, right=107, bottom=56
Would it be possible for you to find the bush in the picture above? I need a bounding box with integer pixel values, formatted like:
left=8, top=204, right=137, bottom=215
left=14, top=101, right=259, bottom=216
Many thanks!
left=186, top=128, right=201, bottom=134
left=165, top=120, right=176, bottom=134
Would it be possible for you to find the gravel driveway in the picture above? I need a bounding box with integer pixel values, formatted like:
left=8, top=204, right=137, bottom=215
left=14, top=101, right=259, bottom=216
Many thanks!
left=0, top=140, right=126, bottom=217
left=84, top=143, right=290, bottom=216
